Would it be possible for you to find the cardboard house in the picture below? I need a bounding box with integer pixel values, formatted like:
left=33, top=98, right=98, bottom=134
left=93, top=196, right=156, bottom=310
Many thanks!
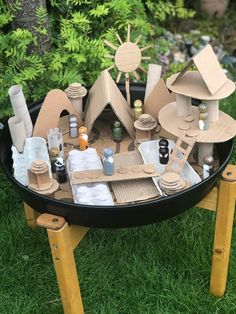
left=159, top=44, right=236, bottom=165
left=84, top=70, right=135, bottom=139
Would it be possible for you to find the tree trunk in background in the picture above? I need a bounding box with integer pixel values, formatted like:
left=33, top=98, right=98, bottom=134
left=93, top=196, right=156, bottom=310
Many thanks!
left=6, top=0, right=51, bottom=54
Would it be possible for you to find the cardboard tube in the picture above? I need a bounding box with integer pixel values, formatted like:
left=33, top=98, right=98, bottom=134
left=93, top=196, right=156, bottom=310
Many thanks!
left=198, top=142, right=214, bottom=166
left=204, top=99, right=219, bottom=122
left=8, top=85, right=33, bottom=137
left=176, top=94, right=192, bottom=117
left=8, top=116, right=26, bottom=152
left=69, top=97, right=83, bottom=117
left=144, top=64, right=162, bottom=102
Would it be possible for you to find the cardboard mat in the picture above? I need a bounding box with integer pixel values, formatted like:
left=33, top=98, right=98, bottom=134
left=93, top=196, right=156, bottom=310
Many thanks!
left=111, top=151, right=160, bottom=204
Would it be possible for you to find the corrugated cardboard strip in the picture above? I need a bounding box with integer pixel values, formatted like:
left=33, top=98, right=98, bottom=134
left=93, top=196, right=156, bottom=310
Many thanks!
left=111, top=151, right=159, bottom=204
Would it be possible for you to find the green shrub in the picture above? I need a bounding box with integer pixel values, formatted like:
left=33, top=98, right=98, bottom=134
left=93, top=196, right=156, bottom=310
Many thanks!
left=0, top=0, right=194, bottom=117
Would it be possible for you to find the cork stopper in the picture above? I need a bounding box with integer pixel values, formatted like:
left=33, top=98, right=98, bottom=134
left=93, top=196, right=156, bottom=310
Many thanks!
left=134, top=114, right=157, bottom=131
left=65, top=82, right=87, bottom=99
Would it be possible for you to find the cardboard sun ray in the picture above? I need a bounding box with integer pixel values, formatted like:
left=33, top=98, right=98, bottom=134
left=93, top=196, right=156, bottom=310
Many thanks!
left=166, top=44, right=235, bottom=100
left=84, top=70, right=135, bottom=139
left=33, top=89, right=83, bottom=139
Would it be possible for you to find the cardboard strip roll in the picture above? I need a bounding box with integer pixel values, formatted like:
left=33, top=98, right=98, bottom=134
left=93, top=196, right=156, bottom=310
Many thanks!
left=198, top=142, right=214, bottom=166
left=8, top=85, right=33, bottom=137
left=204, top=99, right=219, bottom=122
left=176, top=93, right=192, bottom=117
left=144, top=64, right=162, bottom=102
left=8, top=116, right=26, bottom=152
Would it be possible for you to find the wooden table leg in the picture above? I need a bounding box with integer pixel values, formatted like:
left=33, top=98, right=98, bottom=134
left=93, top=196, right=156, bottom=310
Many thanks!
left=210, top=165, right=236, bottom=296
left=23, top=202, right=39, bottom=228
left=37, top=213, right=89, bottom=314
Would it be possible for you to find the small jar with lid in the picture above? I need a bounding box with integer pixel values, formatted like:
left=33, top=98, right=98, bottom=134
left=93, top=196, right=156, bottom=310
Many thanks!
left=49, top=147, right=60, bottom=172
left=69, top=115, right=78, bottom=138
left=55, top=157, right=67, bottom=183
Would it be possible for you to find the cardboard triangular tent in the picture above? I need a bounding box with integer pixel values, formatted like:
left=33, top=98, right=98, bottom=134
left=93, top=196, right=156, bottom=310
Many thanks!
left=33, top=89, right=83, bottom=139
left=172, top=45, right=227, bottom=95
left=143, top=78, right=175, bottom=121
left=167, top=44, right=235, bottom=100
left=84, top=70, right=135, bottom=139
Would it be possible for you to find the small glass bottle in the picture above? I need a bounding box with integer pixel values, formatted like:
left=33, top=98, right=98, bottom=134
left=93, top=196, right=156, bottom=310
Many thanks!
left=49, top=147, right=59, bottom=173
left=55, top=157, right=67, bottom=183
left=103, top=147, right=114, bottom=176
left=112, top=121, right=122, bottom=143
left=69, top=115, right=78, bottom=138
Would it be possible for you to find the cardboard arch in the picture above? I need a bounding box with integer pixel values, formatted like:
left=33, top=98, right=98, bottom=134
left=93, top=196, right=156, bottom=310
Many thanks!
left=33, top=89, right=83, bottom=139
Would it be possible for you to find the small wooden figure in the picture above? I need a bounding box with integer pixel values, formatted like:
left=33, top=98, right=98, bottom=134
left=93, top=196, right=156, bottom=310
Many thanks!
left=198, top=103, right=208, bottom=131
left=55, top=157, right=67, bottom=183
left=69, top=115, right=78, bottom=138
left=159, top=139, right=169, bottom=164
left=79, top=126, right=89, bottom=151
left=103, top=148, right=114, bottom=176
left=203, top=155, right=214, bottom=179
left=134, top=99, right=143, bottom=121
left=112, top=121, right=122, bottom=143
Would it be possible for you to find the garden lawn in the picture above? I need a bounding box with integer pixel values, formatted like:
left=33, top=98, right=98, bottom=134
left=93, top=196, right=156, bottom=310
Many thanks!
left=0, top=92, right=236, bottom=314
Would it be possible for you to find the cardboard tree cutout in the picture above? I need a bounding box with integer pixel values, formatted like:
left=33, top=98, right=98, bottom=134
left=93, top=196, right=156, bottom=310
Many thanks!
left=84, top=70, right=135, bottom=139
left=33, top=89, right=83, bottom=139
left=143, top=78, right=176, bottom=121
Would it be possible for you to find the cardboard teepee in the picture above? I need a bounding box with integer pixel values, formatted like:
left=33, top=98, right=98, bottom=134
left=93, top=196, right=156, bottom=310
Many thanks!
left=84, top=70, right=135, bottom=139
left=166, top=45, right=235, bottom=100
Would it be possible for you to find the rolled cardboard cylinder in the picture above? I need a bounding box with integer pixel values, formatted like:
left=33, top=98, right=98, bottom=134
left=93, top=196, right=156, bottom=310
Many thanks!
left=69, top=97, right=83, bottom=118
left=8, top=85, right=33, bottom=137
left=144, top=64, right=162, bottom=102
left=8, top=116, right=26, bottom=152
left=176, top=94, right=192, bottom=117
left=203, top=99, right=219, bottom=122
left=198, top=142, right=214, bottom=166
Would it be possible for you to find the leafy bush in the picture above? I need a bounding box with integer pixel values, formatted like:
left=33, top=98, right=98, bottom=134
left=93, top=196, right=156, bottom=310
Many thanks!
left=0, top=0, right=194, bottom=117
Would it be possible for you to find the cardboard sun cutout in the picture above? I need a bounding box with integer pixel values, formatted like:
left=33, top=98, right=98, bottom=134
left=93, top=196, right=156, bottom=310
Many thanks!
left=104, top=24, right=153, bottom=105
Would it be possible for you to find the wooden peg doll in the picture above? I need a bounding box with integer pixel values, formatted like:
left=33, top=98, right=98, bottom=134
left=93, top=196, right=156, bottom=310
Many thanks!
left=159, top=139, right=169, bottom=165
left=112, top=121, right=122, bottom=143
left=198, top=103, right=208, bottom=130
left=79, top=126, right=88, bottom=151
left=134, top=99, right=143, bottom=121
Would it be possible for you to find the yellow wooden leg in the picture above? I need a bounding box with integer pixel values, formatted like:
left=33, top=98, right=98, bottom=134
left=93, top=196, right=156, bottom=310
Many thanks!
left=23, top=202, right=39, bottom=228
left=210, top=165, right=236, bottom=296
left=37, top=213, right=89, bottom=314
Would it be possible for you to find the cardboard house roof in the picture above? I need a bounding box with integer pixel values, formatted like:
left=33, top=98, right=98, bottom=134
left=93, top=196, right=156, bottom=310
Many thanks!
left=84, top=70, right=135, bottom=139
left=33, top=89, right=83, bottom=139
left=166, top=44, right=235, bottom=100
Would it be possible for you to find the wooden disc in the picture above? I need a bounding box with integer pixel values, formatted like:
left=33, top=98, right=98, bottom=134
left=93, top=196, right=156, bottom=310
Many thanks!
left=117, top=167, right=128, bottom=174
left=161, top=172, right=180, bottom=184
left=143, top=164, right=156, bottom=174
left=184, top=115, right=194, bottom=122
left=131, top=165, right=143, bottom=173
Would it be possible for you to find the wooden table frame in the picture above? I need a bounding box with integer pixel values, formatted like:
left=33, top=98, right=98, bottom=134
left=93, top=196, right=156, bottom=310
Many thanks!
left=23, top=164, right=236, bottom=314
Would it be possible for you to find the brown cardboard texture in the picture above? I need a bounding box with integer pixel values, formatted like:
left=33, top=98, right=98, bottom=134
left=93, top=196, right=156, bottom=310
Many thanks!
left=167, top=44, right=235, bottom=100
left=159, top=102, right=236, bottom=143
left=111, top=151, right=159, bottom=204
left=71, top=163, right=159, bottom=184
left=143, top=78, right=176, bottom=121
left=84, top=70, right=135, bottom=139
left=33, top=89, right=83, bottom=139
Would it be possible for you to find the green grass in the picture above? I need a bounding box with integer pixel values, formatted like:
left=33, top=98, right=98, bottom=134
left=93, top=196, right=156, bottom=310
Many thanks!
left=0, top=93, right=236, bottom=314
